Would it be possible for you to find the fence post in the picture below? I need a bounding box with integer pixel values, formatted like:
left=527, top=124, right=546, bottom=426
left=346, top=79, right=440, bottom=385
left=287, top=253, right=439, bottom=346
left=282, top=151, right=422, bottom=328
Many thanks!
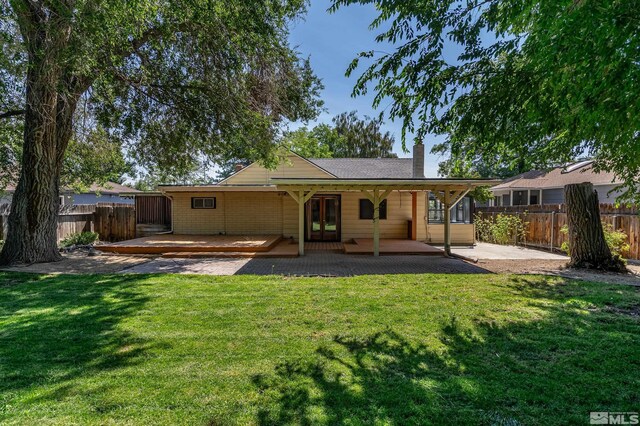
left=550, top=210, right=555, bottom=252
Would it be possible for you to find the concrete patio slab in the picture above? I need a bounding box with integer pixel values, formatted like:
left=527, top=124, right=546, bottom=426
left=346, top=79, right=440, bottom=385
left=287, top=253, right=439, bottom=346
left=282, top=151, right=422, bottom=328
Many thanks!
left=119, top=252, right=487, bottom=276
left=444, top=242, right=568, bottom=260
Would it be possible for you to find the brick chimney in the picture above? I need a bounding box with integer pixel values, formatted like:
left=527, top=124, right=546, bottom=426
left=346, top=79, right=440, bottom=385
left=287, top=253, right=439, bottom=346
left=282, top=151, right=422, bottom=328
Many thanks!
left=412, top=144, right=424, bottom=178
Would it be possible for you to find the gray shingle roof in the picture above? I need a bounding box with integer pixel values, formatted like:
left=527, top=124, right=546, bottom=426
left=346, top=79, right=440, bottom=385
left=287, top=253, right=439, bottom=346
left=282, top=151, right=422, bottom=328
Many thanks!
left=491, top=161, right=621, bottom=190
left=309, top=158, right=414, bottom=179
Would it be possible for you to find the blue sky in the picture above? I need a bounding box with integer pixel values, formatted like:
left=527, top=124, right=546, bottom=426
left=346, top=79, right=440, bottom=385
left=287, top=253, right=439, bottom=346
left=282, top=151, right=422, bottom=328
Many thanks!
left=288, top=1, right=446, bottom=177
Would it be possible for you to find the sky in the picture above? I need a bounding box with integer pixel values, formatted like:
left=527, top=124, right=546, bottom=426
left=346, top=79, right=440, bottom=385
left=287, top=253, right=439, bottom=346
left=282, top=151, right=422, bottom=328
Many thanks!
left=288, top=1, right=446, bottom=177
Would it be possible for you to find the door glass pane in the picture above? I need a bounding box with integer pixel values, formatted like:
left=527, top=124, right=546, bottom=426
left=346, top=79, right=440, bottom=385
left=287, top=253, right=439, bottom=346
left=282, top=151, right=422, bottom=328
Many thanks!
left=311, top=199, right=321, bottom=231
left=324, top=199, right=336, bottom=232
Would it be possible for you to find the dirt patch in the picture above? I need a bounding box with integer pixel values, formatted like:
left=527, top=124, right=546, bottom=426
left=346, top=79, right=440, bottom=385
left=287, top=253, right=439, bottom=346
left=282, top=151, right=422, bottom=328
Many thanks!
left=0, top=252, right=155, bottom=275
left=603, top=305, right=640, bottom=318
left=473, top=259, right=640, bottom=286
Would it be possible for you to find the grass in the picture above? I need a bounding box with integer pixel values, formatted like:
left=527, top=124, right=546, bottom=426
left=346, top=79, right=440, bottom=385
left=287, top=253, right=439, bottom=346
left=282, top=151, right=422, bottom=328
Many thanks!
left=0, top=272, right=639, bottom=425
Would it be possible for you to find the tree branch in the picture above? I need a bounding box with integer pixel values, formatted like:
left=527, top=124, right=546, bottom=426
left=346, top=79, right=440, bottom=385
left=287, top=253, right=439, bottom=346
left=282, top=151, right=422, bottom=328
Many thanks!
left=0, top=109, right=25, bottom=119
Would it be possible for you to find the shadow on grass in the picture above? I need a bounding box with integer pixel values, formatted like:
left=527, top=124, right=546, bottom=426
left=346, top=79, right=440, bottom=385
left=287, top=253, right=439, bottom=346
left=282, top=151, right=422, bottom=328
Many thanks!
left=0, top=273, right=154, bottom=403
left=252, top=277, right=640, bottom=425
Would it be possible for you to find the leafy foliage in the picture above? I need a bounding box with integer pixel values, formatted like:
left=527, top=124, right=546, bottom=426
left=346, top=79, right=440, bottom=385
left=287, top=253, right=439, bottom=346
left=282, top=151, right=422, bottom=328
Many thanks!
left=0, top=0, right=323, bottom=181
left=331, top=0, right=640, bottom=201
left=560, top=224, right=630, bottom=259
left=216, top=111, right=398, bottom=180
left=475, top=213, right=528, bottom=245
left=59, top=232, right=99, bottom=248
left=61, top=128, right=133, bottom=192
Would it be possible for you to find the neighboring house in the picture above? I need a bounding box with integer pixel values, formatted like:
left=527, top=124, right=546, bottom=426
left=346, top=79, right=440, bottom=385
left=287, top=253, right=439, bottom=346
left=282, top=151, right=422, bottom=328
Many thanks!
left=486, top=160, right=625, bottom=207
left=158, top=146, right=497, bottom=255
left=1, top=181, right=139, bottom=206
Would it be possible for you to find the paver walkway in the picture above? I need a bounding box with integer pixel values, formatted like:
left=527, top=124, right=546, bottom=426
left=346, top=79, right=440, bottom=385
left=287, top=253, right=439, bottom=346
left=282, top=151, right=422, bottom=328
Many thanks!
left=121, top=252, right=488, bottom=276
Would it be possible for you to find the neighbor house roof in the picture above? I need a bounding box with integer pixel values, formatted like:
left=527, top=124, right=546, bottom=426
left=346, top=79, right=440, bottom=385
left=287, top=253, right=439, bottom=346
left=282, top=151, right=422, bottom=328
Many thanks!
left=3, top=181, right=139, bottom=195
left=308, top=158, right=414, bottom=179
left=491, top=161, right=621, bottom=191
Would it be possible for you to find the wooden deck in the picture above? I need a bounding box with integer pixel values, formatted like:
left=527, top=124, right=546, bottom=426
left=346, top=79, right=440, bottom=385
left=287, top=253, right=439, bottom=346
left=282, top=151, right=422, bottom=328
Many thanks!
left=98, top=234, right=283, bottom=255
left=160, top=240, right=298, bottom=258
left=343, top=239, right=443, bottom=256
left=305, top=242, right=345, bottom=252
left=98, top=235, right=443, bottom=257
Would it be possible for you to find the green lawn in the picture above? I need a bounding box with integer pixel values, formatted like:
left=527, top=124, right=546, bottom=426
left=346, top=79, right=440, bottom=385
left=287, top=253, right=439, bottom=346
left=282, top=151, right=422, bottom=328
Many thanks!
left=0, top=272, right=639, bottom=425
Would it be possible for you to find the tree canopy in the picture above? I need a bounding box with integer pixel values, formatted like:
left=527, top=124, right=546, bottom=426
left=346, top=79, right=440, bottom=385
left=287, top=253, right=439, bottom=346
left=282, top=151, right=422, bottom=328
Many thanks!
left=331, top=0, right=640, bottom=200
left=0, top=0, right=322, bottom=264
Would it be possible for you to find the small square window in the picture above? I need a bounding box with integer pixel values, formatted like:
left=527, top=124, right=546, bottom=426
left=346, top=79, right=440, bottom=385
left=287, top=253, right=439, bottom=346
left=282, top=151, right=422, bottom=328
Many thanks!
left=359, top=199, right=387, bottom=220
left=192, top=197, right=216, bottom=209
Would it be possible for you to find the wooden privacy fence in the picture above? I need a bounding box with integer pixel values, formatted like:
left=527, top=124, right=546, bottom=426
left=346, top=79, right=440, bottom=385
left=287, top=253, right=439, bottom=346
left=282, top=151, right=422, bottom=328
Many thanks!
left=136, top=195, right=171, bottom=225
left=0, top=203, right=135, bottom=243
left=475, top=204, right=640, bottom=260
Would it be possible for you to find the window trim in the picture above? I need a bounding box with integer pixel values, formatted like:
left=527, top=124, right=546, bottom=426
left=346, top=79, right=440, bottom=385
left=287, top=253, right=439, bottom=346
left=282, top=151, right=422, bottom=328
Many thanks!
left=191, top=197, right=216, bottom=209
left=428, top=194, right=472, bottom=224
left=359, top=198, right=387, bottom=220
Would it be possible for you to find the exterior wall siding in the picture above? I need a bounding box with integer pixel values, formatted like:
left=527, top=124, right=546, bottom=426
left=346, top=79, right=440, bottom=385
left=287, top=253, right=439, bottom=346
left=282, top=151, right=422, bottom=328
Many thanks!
left=169, top=189, right=472, bottom=244
left=425, top=224, right=475, bottom=245
left=340, top=191, right=414, bottom=240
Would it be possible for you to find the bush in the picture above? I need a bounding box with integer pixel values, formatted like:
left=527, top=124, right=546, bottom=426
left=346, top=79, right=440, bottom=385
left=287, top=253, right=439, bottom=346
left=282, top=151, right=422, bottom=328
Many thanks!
left=60, top=232, right=99, bottom=248
left=560, top=224, right=630, bottom=258
left=475, top=213, right=528, bottom=245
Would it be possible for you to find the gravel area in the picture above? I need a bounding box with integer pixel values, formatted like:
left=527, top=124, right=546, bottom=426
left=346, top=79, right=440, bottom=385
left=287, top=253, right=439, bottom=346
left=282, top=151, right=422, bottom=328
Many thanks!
left=0, top=252, right=154, bottom=274
left=474, top=259, right=640, bottom=286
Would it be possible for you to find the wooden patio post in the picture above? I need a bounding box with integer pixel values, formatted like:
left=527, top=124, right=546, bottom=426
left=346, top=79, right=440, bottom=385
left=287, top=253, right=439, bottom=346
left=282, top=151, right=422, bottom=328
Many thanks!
left=411, top=192, right=418, bottom=240
left=373, top=190, right=380, bottom=256
left=444, top=190, right=452, bottom=256
left=298, top=189, right=305, bottom=256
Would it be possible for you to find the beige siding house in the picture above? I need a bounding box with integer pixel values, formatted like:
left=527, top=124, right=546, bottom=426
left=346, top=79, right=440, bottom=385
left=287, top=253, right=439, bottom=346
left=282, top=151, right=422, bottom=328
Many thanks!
left=160, top=146, right=496, bottom=256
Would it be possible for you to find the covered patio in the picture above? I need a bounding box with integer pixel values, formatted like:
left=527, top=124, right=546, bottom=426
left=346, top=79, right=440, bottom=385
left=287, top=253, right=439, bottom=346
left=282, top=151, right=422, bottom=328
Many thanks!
left=274, top=178, right=499, bottom=257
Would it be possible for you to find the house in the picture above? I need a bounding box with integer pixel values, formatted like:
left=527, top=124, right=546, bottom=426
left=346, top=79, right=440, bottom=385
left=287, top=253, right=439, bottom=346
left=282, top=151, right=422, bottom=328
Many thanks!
left=157, top=146, right=498, bottom=256
left=0, top=181, right=139, bottom=206
left=486, top=161, right=624, bottom=206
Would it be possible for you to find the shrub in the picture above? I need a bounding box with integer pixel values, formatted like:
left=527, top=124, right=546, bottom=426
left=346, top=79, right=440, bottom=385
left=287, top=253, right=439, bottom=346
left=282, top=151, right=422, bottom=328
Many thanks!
left=560, top=224, right=630, bottom=258
left=60, top=232, right=99, bottom=248
left=474, top=213, right=528, bottom=245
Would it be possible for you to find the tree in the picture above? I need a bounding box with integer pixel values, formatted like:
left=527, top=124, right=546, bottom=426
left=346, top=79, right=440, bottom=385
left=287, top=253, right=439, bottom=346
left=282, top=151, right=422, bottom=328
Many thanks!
left=215, top=112, right=397, bottom=180
left=0, top=0, right=321, bottom=265
left=331, top=111, right=396, bottom=158
left=332, top=0, right=638, bottom=269
left=331, top=0, right=639, bottom=190
left=565, top=183, right=626, bottom=272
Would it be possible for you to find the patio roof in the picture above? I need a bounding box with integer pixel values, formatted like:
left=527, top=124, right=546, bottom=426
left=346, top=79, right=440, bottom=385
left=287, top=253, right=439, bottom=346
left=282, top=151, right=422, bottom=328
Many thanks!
left=271, top=177, right=500, bottom=191
left=272, top=177, right=500, bottom=258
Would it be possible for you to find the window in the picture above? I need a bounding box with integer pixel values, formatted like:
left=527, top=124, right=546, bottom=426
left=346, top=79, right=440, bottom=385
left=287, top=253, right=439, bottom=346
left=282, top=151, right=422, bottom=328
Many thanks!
left=359, top=199, right=387, bottom=220
left=529, top=190, right=540, bottom=205
left=191, top=197, right=216, bottom=209
left=428, top=194, right=472, bottom=224
left=512, top=190, right=527, bottom=206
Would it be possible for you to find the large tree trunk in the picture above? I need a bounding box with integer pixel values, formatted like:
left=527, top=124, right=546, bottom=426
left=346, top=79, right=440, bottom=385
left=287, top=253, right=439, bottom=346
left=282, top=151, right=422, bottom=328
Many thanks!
left=0, top=12, right=78, bottom=265
left=565, top=183, right=626, bottom=272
